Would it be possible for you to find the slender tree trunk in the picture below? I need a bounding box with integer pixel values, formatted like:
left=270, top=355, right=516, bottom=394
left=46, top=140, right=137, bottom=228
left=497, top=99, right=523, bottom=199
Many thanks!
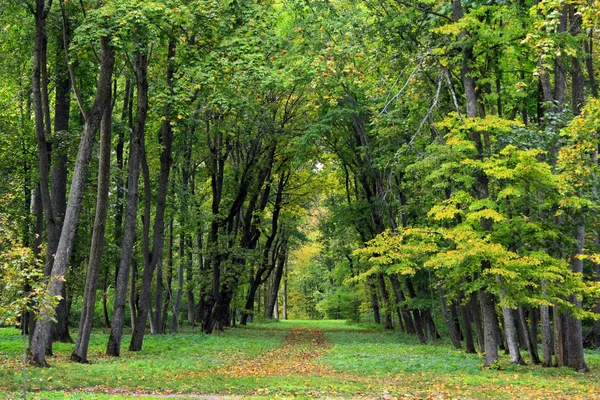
left=29, top=37, right=115, bottom=367
left=266, top=248, right=286, bottom=319
left=172, top=233, right=185, bottom=333
left=519, top=306, right=540, bottom=364
left=376, top=274, right=393, bottom=329
left=50, top=14, right=72, bottom=345
left=440, top=290, right=461, bottom=349
left=390, top=275, right=416, bottom=335
left=368, top=277, right=381, bottom=324
left=72, top=85, right=113, bottom=363
left=106, top=50, right=147, bottom=357
left=186, top=238, right=195, bottom=326
left=470, top=291, right=485, bottom=352
left=459, top=293, right=476, bottom=353
left=282, top=274, right=288, bottom=320
left=102, top=267, right=111, bottom=328
left=162, top=218, right=174, bottom=332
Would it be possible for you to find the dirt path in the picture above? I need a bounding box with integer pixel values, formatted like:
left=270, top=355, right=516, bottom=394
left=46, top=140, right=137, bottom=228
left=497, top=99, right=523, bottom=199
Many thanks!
left=220, top=328, right=334, bottom=377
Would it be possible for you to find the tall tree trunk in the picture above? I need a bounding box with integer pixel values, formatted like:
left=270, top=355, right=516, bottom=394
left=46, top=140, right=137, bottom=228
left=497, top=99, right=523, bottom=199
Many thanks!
left=459, top=293, right=476, bottom=353
left=390, top=274, right=415, bottom=335
left=470, top=291, right=485, bottom=352
left=518, top=306, right=540, bottom=364
left=50, top=14, right=72, bottom=345
left=29, top=37, right=115, bottom=367
left=129, top=43, right=175, bottom=351
left=540, top=302, right=553, bottom=367
left=106, top=50, right=148, bottom=357
left=171, top=233, right=185, bottom=333
left=376, top=274, right=393, bottom=329
left=266, top=248, right=287, bottom=319
left=368, top=277, right=381, bottom=324
left=440, top=289, right=461, bottom=349
left=479, top=289, right=499, bottom=368
left=162, top=218, right=174, bottom=332
left=72, top=84, right=113, bottom=363
left=186, top=237, right=195, bottom=326
left=565, top=225, right=589, bottom=372
left=500, top=306, right=525, bottom=365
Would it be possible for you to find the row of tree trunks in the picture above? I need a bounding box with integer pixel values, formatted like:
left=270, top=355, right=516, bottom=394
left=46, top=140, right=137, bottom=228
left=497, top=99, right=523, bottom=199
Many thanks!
left=106, top=49, right=148, bottom=357
left=29, top=36, right=116, bottom=367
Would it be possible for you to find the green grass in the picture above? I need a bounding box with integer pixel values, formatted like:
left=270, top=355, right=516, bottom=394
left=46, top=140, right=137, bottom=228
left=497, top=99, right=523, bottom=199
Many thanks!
left=244, top=318, right=380, bottom=331
left=1, top=322, right=599, bottom=399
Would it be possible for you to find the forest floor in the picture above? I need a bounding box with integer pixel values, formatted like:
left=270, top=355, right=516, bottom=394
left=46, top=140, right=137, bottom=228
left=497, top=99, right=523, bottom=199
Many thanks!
left=1, top=320, right=600, bottom=399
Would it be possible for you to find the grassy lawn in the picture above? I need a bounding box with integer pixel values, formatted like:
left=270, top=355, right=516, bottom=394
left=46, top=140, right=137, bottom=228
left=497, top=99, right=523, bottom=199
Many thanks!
left=0, top=320, right=599, bottom=399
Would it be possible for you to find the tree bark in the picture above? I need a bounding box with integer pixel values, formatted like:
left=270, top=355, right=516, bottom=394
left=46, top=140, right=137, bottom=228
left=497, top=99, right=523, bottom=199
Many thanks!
left=565, top=225, right=589, bottom=372
left=479, top=289, right=499, bottom=368
left=540, top=302, right=553, bottom=367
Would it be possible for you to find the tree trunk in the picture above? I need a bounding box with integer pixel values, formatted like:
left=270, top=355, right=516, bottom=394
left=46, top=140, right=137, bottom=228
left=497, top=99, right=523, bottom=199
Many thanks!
left=479, top=289, right=499, bottom=367
left=459, top=293, right=476, bottom=353
left=540, top=302, right=553, bottom=367
left=29, top=37, right=115, bottom=367
left=518, top=306, right=540, bottom=364
left=186, top=237, right=195, bottom=326
left=564, top=225, right=589, bottom=372
left=368, top=277, right=381, bottom=324
left=266, top=248, right=286, bottom=319
left=50, top=12, right=72, bottom=345
left=501, top=306, right=525, bottom=364
left=171, top=233, right=185, bottom=333
left=440, top=289, right=461, bottom=349
left=376, top=274, right=393, bottom=329
left=72, top=87, right=113, bottom=363
left=107, top=50, right=147, bottom=357
left=390, top=275, right=414, bottom=334
left=470, top=291, right=485, bottom=352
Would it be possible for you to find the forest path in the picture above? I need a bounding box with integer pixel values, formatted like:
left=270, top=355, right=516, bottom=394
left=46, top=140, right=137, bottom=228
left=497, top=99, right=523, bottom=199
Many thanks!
left=220, top=328, right=335, bottom=376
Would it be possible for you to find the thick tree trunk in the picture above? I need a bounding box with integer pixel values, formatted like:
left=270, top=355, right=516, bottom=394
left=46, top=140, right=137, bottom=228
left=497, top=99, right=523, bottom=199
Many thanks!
left=564, top=225, right=589, bottom=372
left=29, top=37, right=115, bottom=367
left=500, top=306, right=525, bottom=365
left=72, top=86, right=113, bottom=363
left=479, top=289, right=499, bottom=368
left=540, top=302, right=553, bottom=367
left=107, top=50, right=147, bottom=357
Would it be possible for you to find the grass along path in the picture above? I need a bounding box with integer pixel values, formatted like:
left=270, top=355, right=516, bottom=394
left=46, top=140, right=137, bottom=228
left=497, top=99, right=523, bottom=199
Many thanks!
left=1, top=320, right=600, bottom=399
